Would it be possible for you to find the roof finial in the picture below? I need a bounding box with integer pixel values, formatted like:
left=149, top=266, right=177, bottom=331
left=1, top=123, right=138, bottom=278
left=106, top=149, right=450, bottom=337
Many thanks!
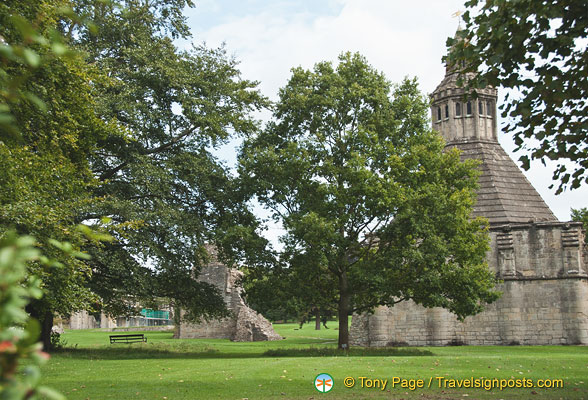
left=452, top=10, right=463, bottom=29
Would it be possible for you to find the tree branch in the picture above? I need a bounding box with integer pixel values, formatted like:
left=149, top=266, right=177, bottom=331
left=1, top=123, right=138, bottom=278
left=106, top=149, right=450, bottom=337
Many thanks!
left=351, top=297, right=407, bottom=314
left=98, top=126, right=197, bottom=181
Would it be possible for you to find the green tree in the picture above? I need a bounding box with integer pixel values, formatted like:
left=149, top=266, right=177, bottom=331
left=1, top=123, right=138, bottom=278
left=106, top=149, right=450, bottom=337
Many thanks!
left=571, top=208, right=588, bottom=243
left=446, top=0, right=588, bottom=193
left=65, top=0, right=269, bottom=322
left=0, top=3, right=87, bottom=384
left=1, top=0, right=116, bottom=349
left=239, top=53, right=500, bottom=349
left=1, top=0, right=268, bottom=348
left=243, top=250, right=338, bottom=329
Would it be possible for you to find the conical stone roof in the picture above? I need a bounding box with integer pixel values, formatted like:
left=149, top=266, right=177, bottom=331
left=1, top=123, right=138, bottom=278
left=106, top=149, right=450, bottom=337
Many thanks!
left=430, top=45, right=557, bottom=226
left=448, top=139, right=557, bottom=226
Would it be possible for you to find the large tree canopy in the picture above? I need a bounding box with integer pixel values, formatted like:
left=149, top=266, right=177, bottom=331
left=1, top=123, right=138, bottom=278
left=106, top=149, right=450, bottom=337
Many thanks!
left=0, top=0, right=120, bottom=349
left=240, top=53, right=500, bottom=349
left=66, top=0, right=269, bottom=320
left=243, top=248, right=338, bottom=328
left=446, top=0, right=588, bottom=194
left=1, top=0, right=270, bottom=348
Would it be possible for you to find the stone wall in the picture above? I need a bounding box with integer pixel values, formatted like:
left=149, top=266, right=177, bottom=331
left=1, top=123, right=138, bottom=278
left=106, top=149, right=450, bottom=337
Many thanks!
left=350, top=221, right=588, bottom=346
left=67, top=310, right=99, bottom=330
left=66, top=311, right=117, bottom=330
left=175, top=250, right=282, bottom=342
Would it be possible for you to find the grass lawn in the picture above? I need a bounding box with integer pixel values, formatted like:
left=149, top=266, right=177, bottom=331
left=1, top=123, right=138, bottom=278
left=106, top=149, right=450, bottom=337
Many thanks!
left=39, top=323, right=588, bottom=399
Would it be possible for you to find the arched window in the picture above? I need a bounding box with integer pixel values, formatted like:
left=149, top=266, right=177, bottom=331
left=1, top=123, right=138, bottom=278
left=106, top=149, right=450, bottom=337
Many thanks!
left=455, top=102, right=462, bottom=117
left=478, top=100, right=484, bottom=115
left=486, top=100, right=493, bottom=117
left=445, top=104, right=449, bottom=119
left=466, top=101, right=472, bottom=115
left=437, top=106, right=441, bottom=121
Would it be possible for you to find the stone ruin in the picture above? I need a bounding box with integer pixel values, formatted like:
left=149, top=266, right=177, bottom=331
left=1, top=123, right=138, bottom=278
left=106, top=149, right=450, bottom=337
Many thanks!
left=65, top=310, right=117, bottom=330
left=175, top=247, right=282, bottom=341
left=349, top=40, right=588, bottom=347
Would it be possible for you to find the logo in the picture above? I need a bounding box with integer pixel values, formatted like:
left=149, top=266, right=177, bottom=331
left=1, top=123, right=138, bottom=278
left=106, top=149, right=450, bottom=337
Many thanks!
left=314, top=373, right=334, bottom=393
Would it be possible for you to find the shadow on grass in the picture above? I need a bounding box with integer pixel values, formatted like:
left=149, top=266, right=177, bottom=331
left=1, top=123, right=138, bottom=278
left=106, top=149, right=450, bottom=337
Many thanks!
left=263, top=347, right=433, bottom=357
left=52, top=346, right=432, bottom=360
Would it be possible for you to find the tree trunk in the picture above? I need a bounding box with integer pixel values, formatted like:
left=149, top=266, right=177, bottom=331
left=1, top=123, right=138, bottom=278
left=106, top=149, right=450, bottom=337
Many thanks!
left=314, top=307, right=321, bottom=330
left=40, top=310, right=53, bottom=352
left=26, top=303, right=54, bottom=351
left=337, top=272, right=350, bottom=350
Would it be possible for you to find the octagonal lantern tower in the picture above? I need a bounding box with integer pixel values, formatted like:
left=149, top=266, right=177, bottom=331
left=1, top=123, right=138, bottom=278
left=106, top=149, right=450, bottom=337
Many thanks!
left=429, top=54, right=556, bottom=226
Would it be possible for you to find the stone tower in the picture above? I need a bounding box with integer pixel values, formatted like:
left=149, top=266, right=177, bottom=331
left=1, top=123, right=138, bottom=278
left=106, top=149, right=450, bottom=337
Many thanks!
left=349, top=38, right=588, bottom=347
left=431, top=64, right=498, bottom=143
left=430, top=57, right=556, bottom=225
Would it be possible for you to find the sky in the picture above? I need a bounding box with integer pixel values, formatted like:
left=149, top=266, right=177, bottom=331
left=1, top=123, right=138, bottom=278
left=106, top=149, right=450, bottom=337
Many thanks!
left=181, top=0, right=588, bottom=247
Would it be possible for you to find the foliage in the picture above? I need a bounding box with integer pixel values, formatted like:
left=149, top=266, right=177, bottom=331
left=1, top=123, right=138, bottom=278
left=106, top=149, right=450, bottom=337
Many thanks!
left=0, top=0, right=120, bottom=349
left=446, top=0, right=588, bottom=194
left=0, top=232, right=64, bottom=400
left=243, top=251, right=337, bottom=326
left=0, top=1, right=119, bottom=349
left=240, top=53, right=500, bottom=349
left=571, top=207, right=588, bottom=243
left=2, top=0, right=269, bottom=348
left=49, top=331, right=66, bottom=350
left=61, top=0, right=270, bottom=322
left=0, top=2, right=51, bottom=138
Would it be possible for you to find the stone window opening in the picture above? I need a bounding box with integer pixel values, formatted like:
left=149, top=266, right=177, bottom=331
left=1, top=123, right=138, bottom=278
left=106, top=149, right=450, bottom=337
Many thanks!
left=478, top=100, right=484, bottom=115
left=437, top=106, right=441, bottom=121
left=487, top=100, right=493, bottom=118
left=455, top=102, right=462, bottom=117
left=466, top=101, right=472, bottom=116
left=444, top=104, right=449, bottom=119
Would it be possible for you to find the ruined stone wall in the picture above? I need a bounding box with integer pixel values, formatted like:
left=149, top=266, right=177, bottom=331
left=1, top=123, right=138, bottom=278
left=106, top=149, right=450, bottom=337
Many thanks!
left=175, top=262, right=240, bottom=339
left=176, top=251, right=282, bottom=341
left=350, top=221, right=588, bottom=346
left=67, top=311, right=116, bottom=330
left=67, top=310, right=99, bottom=330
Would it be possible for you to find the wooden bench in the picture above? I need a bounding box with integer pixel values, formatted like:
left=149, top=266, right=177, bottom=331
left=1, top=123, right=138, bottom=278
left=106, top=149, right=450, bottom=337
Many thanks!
left=109, top=334, right=147, bottom=344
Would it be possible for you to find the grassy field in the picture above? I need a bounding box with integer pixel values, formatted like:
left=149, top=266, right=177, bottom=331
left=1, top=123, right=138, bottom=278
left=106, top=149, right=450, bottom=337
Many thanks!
left=39, top=323, right=588, bottom=399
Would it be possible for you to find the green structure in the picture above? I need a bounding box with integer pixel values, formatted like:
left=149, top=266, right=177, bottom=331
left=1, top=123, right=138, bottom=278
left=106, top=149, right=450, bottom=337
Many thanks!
left=140, top=309, right=171, bottom=326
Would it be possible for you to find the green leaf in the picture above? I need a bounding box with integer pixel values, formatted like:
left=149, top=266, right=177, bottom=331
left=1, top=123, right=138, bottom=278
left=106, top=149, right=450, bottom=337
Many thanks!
left=519, top=155, right=530, bottom=170
left=22, top=49, right=41, bottom=68
left=72, top=251, right=91, bottom=260
left=22, top=365, right=41, bottom=386
left=10, top=15, right=37, bottom=40
left=37, top=386, right=66, bottom=400
left=51, top=42, right=68, bottom=56
left=23, top=318, right=41, bottom=345
left=24, top=92, right=47, bottom=111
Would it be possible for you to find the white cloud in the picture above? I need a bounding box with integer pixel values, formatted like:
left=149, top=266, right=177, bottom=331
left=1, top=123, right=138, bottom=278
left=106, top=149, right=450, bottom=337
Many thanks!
left=191, top=0, right=467, bottom=98
left=186, top=0, right=588, bottom=246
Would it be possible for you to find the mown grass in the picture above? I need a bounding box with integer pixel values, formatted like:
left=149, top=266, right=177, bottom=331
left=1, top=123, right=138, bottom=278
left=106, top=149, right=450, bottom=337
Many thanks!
left=40, top=323, right=588, bottom=399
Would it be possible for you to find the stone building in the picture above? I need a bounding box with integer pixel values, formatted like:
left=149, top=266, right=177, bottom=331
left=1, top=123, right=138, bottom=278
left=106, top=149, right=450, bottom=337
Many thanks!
left=175, top=247, right=282, bottom=341
left=61, top=308, right=169, bottom=331
left=350, top=46, right=588, bottom=347
left=63, top=311, right=109, bottom=330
